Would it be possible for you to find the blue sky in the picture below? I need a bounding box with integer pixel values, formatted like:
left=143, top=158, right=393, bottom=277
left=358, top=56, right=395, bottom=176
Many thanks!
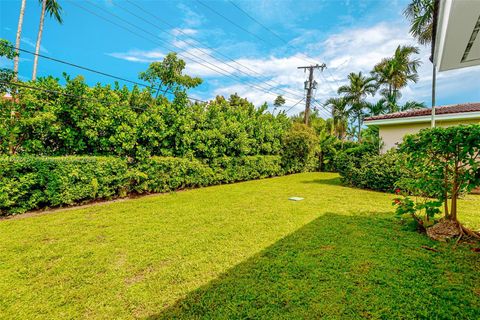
left=1, top=0, right=479, bottom=116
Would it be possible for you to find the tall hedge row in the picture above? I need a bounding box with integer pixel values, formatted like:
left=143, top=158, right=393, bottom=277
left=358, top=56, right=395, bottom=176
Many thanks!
left=0, top=156, right=130, bottom=215
left=0, top=155, right=287, bottom=215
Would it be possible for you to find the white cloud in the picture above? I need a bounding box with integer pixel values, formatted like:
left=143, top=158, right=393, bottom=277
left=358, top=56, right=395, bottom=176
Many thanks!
left=21, top=37, right=48, bottom=53
left=107, top=21, right=480, bottom=113
left=171, top=28, right=198, bottom=36
left=177, top=3, right=205, bottom=27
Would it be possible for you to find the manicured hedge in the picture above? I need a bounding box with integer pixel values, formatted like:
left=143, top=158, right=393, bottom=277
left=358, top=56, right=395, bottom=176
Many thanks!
left=133, top=155, right=284, bottom=193
left=0, top=156, right=130, bottom=215
left=335, top=150, right=407, bottom=193
left=0, top=155, right=287, bottom=215
left=132, top=157, right=216, bottom=193
left=210, top=155, right=284, bottom=183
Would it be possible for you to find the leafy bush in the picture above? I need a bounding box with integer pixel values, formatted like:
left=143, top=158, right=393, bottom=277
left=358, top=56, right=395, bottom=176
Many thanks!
left=1, top=155, right=286, bottom=215
left=0, top=75, right=290, bottom=160
left=318, top=137, right=359, bottom=172
left=281, top=123, right=319, bottom=173
left=133, top=155, right=284, bottom=193
left=333, top=143, right=377, bottom=175
left=398, top=125, right=480, bottom=224
left=0, top=156, right=129, bottom=215
left=132, top=157, right=216, bottom=193
left=209, top=155, right=283, bottom=183
left=336, top=150, right=407, bottom=192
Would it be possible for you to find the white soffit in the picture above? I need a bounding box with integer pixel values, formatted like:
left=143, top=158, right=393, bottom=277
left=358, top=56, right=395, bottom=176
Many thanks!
left=434, top=0, right=480, bottom=72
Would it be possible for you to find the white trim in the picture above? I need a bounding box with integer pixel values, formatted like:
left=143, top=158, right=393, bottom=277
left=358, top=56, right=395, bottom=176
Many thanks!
left=434, top=0, right=453, bottom=71
left=365, top=111, right=480, bottom=126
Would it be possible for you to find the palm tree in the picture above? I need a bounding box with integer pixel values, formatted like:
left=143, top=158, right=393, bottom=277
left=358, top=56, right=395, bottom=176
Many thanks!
left=404, top=0, right=434, bottom=45
left=364, top=100, right=389, bottom=118
left=401, top=100, right=426, bottom=111
left=32, top=0, right=63, bottom=81
left=337, top=72, right=377, bottom=142
left=324, top=97, right=349, bottom=141
left=13, top=0, right=26, bottom=80
left=372, top=45, right=421, bottom=104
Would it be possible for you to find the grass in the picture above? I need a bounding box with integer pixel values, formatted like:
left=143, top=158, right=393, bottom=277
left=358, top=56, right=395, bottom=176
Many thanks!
left=0, top=172, right=479, bottom=319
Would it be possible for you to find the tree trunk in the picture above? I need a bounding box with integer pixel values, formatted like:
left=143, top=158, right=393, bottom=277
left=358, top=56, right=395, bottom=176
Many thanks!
left=357, top=113, right=362, bottom=143
left=449, top=162, right=460, bottom=221
left=13, top=0, right=26, bottom=80
left=32, top=0, right=46, bottom=81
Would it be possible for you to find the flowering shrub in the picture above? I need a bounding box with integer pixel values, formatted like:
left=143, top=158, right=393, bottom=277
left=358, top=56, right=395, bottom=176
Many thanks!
left=393, top=189, right=442, bottom=229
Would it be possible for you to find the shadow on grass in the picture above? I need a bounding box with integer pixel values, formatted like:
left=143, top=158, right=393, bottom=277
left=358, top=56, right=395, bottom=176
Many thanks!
left=147, top=213, right=480, bottom=319
left=301, top=176, right=342, bottom=186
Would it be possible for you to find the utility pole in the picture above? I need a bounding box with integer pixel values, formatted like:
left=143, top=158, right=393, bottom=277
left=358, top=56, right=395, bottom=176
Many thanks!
left=297, top=63, right=326, bottom=125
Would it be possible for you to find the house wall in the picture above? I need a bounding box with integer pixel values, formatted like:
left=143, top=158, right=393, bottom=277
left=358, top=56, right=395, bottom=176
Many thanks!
left=379, top=119, right=480, bottom=153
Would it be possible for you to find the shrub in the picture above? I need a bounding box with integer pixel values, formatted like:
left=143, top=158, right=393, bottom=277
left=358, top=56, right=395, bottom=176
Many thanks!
left=1, top=155, right=286, bottom=216
left=281, top=123, right=319, bottom=173
left=0, top=156, right=129, bottom=215
left=132, top=157, right=216, bottom=193
left=209, top=155, right=283, bottom=183
left=336, top=150, right=407, bottom=192
left=133, top=155, right=284, bottom=193
left=398, top=125, right=480, bottom=233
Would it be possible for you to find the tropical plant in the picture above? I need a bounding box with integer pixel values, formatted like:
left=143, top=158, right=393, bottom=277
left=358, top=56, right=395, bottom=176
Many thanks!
left=404, top=0, right=435, bottom=45
left=401, top=100, right=426, bottom=111
left=337, top=72, right=377, bottom=142
left=398, top=125, right=480, bottom=238
left=281, top=122, right=318, bottom=173
left=32, top=0, right=63, bottom=81
left=13, top=0, right=26, bottom=80
left=273, top=95, right=286, bottom=108
left=139, top=52, right=202, bottom=100
left=0, top=39, right=18, bottom=93
left=324, top=97, right=349, bottom=140
left=371, top=45, right=421, bottom=104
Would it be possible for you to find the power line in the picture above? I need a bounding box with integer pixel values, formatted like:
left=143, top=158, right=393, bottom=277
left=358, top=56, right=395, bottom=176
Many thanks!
left=71, top=0, right=302, bottom=104
left=7, top=45, right=206, bottom=103
left=122, top=0, right=305, bottom=100
left=1, top=80, right=151, bottom=112
left=227, top=1, right=343, bottom=92
left=285, top=97, right=305, bottom=114
left=197, top=0, right=275, bottom=46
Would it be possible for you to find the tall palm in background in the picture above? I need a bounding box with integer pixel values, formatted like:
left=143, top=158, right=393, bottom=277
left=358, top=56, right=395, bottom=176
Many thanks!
left=404, top=0, right=435, bottom=45
left=372, top=45, right=421, bottom=105
left=324, top=97, right=349, bottom=141
left=13, top=0, right=26, bottom=80
left=32, top=0, right=63, bottom=81
left=337, top=72, right=377, bottom=142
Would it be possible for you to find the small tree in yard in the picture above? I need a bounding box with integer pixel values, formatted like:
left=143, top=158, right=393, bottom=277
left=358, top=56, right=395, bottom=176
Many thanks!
left=398, top=125, right=480, bottom=238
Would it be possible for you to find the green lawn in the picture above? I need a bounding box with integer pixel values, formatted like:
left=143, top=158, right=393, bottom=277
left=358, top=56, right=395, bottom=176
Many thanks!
left=0, top=172, right=479, bottom=319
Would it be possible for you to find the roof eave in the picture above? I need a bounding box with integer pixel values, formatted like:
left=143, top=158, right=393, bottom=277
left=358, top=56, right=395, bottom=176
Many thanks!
left=364, top=111, right=480, bottom=126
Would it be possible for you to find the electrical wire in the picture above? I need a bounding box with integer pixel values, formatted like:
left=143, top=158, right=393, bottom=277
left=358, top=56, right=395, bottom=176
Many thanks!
left=122, top=0, right=305, bottom=100
left=1, top=80, right=152, bottom=112
left=6, top=45, right=206, bottom=103
left=227, top=1, right=344, bottom=91
left=71, top=0, right=302, bottom=104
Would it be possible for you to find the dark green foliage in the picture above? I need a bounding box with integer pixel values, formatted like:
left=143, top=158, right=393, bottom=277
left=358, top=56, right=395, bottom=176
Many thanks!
left=132, top=157, right=216, bottom=193
left=398, top=125, right=480, bottom=221
left=133, top=156, right=284, bottom=194
left=281, top=123, right=318, bottom=173
left=336, top=149, right=407, bottom=192
left=0, top=156, right=129, bottom=214
left=0, top=76, right=290, bottom=160
left=0, top=155, right=285, bottom=215
left=209, top=155, right=284, bottom=182
left=318, top=137, right=358, bottom=172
